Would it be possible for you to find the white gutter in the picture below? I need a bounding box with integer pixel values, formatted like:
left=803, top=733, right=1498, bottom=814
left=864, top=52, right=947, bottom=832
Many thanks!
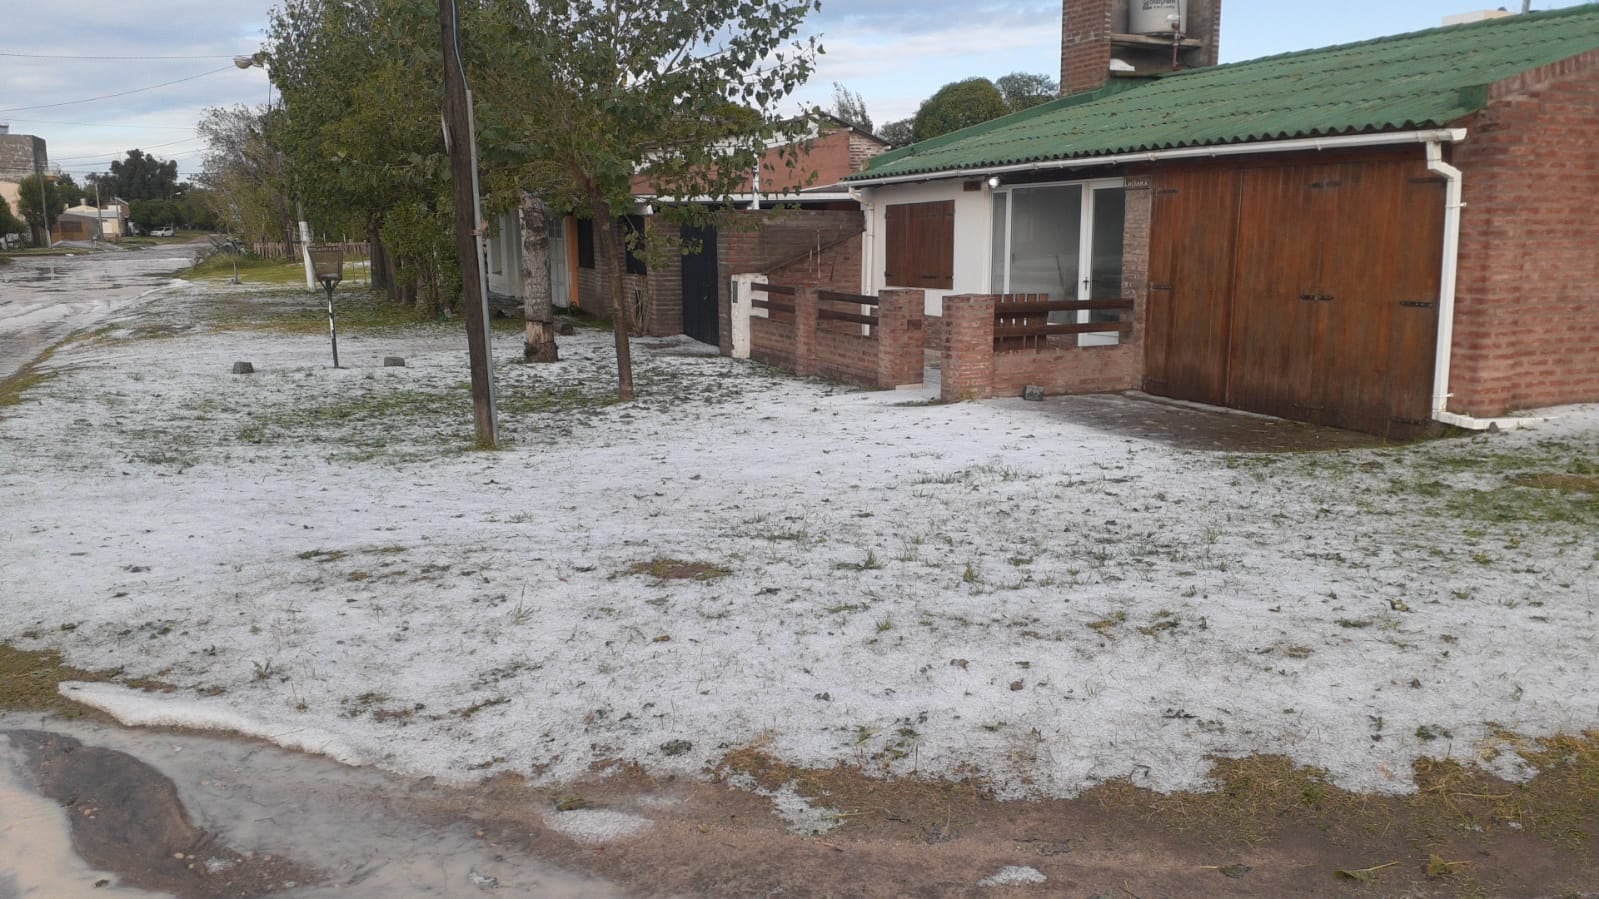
left=847, top=128, right=1469, bottom=187
left=1424, top=141, right=1541, bottom=432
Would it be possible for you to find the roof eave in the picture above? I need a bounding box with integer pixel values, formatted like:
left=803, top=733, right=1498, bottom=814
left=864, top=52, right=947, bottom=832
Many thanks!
left=847, top=128, right=1470, bottom=187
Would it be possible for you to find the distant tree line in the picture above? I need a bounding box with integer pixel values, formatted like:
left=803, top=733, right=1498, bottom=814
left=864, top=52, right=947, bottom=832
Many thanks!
left=832, top=72, right=1060, bottom=148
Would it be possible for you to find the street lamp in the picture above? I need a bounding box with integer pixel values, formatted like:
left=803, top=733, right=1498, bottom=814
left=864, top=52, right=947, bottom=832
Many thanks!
left=309, top=245, right=343, bottom=368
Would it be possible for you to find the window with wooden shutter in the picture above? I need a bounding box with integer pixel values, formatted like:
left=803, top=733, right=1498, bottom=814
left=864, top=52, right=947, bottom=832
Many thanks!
left=884, top=201, right=954, bottom=289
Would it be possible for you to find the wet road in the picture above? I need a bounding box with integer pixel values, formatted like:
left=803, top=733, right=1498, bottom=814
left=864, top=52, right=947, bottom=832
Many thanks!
left=0, top=716, right=620, bottom=898
left=0, top=246, right=198, bottom=381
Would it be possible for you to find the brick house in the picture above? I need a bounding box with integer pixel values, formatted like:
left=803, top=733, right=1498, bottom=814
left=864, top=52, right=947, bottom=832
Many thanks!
left=485, top=115, right=889, bottom=347
left=847, top=3, right=1599, bottom=437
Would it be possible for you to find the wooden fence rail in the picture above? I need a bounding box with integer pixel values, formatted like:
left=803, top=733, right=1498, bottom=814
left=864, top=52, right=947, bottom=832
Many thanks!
left=993, top=294, right=1134, bottom=350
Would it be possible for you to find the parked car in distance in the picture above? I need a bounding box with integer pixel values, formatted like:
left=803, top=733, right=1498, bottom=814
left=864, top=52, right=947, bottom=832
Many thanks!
left=152, top=226, right=175, bottom=238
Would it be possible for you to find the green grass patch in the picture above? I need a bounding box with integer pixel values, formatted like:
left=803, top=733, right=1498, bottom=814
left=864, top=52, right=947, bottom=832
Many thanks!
left=0, top=346, right=59, bottom=412
left=183, top=253, right=310, bottom=285
left=625, top=557, right=732, bottom=581
left=0, top=644, right=113, bottom=717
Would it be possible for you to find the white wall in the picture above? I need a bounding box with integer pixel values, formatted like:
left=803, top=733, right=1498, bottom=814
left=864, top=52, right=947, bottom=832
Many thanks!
left=859, top=179, right=994, bottom=316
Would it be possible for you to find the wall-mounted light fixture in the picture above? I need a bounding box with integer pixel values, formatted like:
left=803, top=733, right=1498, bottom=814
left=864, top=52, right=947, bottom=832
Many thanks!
left=987, top=175, right=1001, bottom=188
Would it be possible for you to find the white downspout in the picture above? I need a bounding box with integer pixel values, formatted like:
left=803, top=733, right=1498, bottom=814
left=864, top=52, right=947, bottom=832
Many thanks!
left=849, top=186, right=875, bottom=296
left=1425, top=141, right=1541, bottom=431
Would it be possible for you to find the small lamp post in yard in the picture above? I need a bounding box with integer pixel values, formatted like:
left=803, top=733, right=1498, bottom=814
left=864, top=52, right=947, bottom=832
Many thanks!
left=309, top=245, right=343, bottom=368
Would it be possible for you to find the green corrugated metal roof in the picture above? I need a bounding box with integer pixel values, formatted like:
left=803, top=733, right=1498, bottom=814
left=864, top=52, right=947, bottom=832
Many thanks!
left=851, top=4, right=1599, bottom=181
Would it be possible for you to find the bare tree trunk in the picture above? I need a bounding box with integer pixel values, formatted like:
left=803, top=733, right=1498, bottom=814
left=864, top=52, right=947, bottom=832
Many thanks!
left=590, top=193, right=635, bottom=400
left=519, top=190, right=559, bottom=363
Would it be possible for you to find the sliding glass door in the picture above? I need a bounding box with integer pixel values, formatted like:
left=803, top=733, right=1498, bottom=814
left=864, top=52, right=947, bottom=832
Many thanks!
left=991, top=179, right=1125, bottom=345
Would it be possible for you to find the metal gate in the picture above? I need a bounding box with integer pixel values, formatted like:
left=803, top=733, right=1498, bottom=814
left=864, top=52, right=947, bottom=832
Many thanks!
left=679, top=224, right=719, bottom=346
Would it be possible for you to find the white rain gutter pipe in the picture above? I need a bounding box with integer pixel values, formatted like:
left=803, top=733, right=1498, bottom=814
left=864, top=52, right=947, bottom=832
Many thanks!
left=848, top=186, right=875, bottom=296
left=845, top=128, right=1470, bottom=187
left=1424, top=140, right=1540, bottom=431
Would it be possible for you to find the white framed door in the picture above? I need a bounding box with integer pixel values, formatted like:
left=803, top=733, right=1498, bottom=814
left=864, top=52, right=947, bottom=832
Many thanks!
left=990, top=178, right=1126, bottom=346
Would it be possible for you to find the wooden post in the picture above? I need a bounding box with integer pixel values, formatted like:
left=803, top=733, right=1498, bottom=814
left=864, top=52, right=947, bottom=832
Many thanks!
left=439, top=0, right=498, bottom=447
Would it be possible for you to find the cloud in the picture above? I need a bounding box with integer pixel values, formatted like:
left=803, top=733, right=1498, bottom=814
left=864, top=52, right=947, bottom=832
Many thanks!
left=3, top=1, right=272, bottom=177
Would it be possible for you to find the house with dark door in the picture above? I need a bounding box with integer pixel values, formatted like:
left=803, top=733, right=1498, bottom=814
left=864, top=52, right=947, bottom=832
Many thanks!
left=486, top=116, right=889, bottom=348
left=847, top=2, right=1599, bottom=437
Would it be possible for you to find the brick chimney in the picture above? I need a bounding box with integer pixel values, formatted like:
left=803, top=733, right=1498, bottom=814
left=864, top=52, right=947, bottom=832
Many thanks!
left=1061, top=0, right=1223, bottom=96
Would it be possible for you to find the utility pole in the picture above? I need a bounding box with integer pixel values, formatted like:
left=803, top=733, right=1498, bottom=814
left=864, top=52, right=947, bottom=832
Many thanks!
left=438, top=0, right=498, bottom=448
left=34, top=157, right=50, bottom=248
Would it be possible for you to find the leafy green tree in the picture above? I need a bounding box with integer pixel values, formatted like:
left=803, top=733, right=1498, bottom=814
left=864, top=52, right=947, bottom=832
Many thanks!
left=269, top=0, right=459, bottom=313
left=15, top=174, right=66, bottom=245
left=878, top=118, right=915, bottom=147
left=197, top=104, right=293, bottom=243
left=828, top=82, right=872, bottom=134
left=108, top=149, right=181, bottom=201
left=0, top=195, right=22, bottom=238
left=130, top=199, right=180, bottom=231
left=177, top=189, right=222, bottom=231
left=912, top=78, right=1009, bottom=141
left=996, top=72, right=1059, bottom=111
left=55, top=174, right=85, bottom=208
left=477, top=0, right=822, bottom=398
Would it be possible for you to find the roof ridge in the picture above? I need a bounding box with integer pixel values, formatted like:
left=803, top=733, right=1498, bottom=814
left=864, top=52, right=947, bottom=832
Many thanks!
left=851, top=2, right=1599, bottom=182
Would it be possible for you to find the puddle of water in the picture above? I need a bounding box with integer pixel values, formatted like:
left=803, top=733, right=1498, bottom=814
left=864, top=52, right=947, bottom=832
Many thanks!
left=0, top=742, right=162, bottom=898
left=0, top=715, right=621, bottom=898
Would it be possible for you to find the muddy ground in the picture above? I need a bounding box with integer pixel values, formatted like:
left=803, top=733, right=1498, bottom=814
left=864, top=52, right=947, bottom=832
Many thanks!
left=4, top=703, right=1598, bottom=898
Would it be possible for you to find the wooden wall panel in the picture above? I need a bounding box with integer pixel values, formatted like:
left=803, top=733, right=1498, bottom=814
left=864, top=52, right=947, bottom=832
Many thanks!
left=1146, top=168, right=1241, bottom=405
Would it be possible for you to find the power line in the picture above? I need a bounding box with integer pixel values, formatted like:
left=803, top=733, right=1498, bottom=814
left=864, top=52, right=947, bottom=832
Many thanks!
left=3, top=117, right=200, bottom=130
left=0, top=51, right=240, bottom=61
left=0, top=65, right=238, bottom=113
left=52, top=136, right=204, bottom=163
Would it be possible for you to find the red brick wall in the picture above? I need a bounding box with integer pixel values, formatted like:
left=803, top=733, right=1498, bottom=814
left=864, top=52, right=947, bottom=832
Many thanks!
left=941, top=293, right=1140, bottom=401
left=1449, top=49, right=1599, bottom=416
left=632, top=126, right=886, bottom=196
left=746, top=287, right=924, bottom=389
left=922, top=313, right=946, bottom=352
left=814, top=329, right=879, bottom=385
left=1061, top=0, right=1113, bottom=96
left=718, top=209, right=865, bottom=351
left=750, top=315, right=796, bottom=370
left=992, top=344, right=1138, bottom=395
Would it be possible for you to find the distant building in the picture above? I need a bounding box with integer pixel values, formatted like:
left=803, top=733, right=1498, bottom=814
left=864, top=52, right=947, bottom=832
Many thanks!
left=0, top=129, right=48, bottom=181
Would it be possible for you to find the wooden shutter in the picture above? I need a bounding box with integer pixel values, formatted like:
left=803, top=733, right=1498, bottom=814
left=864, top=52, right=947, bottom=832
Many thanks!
left=884, top=201, right=954, bottom=289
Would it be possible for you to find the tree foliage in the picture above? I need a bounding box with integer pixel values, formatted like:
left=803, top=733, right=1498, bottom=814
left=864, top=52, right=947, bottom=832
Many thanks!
left=878, top=118, right=914, bottom=148
left=15, top=175, right=65, bottom=230
left=130, top=199, right=180, bottom=231
left=197, top=104, right=292, bottom=242
left=828, top=82, right=872, bottom=134
left=106, top=149, right=181, bottom=201
left=476, top=0, right=823, bottom=398
left=996, top=71, right=1059, bottom=111
left=912, top=77, right=1009, bottom=141
left=0, top=195, right=22, bottom=237
left=269, top=0, right=459, bottom=313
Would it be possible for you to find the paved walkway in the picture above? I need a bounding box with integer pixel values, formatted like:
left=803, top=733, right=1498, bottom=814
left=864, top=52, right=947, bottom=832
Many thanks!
left=995, top=390, right=1389, bottom=452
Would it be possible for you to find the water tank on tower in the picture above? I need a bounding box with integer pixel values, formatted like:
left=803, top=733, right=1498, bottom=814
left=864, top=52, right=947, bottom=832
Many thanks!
left=1128, top=0, right=1187, bottom=35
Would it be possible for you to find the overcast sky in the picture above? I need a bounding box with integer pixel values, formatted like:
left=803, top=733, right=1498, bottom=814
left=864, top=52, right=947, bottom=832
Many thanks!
left=2, top=0, right=1591, bottom=182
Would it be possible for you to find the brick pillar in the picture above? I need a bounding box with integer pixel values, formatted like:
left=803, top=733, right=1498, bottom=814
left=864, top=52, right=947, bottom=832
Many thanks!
left=1061, top=0, right=1114, bottom=96
left=940, top=294, right=996, bottom=402
left=793, top=285, right=819, bottom=378
left=875, top=289, right=926, bottom=388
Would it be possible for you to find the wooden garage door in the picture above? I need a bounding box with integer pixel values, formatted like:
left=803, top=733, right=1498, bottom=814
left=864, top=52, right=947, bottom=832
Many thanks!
left=1145, top=155, right=1444, bottom=438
